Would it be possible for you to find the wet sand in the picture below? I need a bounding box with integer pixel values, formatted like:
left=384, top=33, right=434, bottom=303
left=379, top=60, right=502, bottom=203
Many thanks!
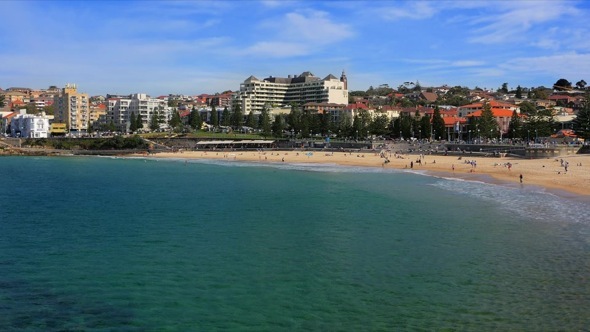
left=139, top=149, right=590, bottom=197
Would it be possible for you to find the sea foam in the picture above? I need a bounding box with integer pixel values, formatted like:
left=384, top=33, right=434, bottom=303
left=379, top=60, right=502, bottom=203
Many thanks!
left=429, top=177, right=590, bottom=225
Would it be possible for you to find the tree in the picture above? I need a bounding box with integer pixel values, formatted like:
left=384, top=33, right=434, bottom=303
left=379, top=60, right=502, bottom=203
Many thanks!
left=210, top=105, right=219, bottom=127
left=129, top=112, right=138, bottom=132
left=39, top=104, right=53, bottom=116
left=391, top=117, right=401, bottom=138
left=271, top=114, right=285, bottom=137
left=369, top=114, right=389, bottom=136
left=149, top=112, right=159, bottom=131
left=189, top=108, right=201, bottom=130
left=168, top=111, right=181, bottom=129
left=0, top=94, right=5, bottom=108
left=572, top=93, right=590, bottom=139
left=413, top=81, right=422, bottom=92
left=519, top=101, right=536, bottom=114
left=221, top=107, right=231, bottom=126
left=352, top=115, right=363, bottom=139
left=136, top=112, right=143, bottom=131
left=531, top=87, right=550, bottom=99
left=231, top=102, right=243, bottom=128
left=319, top=112, right=331, bottom=136
left=337, top=112, right=352, bottom=137
left=246, top=111, right=257, bottom=129
left=400, top=113, right=413, bottom=139
left=576, top=80, right=587, bottom=90
left=299, top=110, right=310, bottom=137
left=478, top=101, right=499, bottom=138
left=420, top=114, right=432, bottom=139
left=524, top=108, right=555, bottom=141
left=498, top=83, right=509, bottom=94
left=432, top=106, right=446, bottom=140
left=515, top=85, right=523, bottom=99
left=554, top=78, right=572, bottom=91
left=259, top=107, right=272, bottom=136
left=508, top=110, right=522, bottom=139
left=287, top=105, right=302, bottom=134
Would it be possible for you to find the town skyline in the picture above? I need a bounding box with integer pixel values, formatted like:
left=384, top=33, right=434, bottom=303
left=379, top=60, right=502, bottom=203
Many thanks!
left=1, top=1, right=589, bottom=96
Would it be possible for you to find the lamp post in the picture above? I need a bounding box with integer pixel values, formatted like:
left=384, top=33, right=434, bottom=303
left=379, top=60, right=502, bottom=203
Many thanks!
left=468, top=130, right=471, bottom=144
left=400, top=130, right=402, bottom=140
left=419, top=129, right=421, bottom=140
left=535, top=129, right=538, bottom=143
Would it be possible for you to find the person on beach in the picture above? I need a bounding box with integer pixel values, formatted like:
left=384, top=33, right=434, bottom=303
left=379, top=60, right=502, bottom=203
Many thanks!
left=410, top=161, right=413, bottom=169
left=520, top=174, right=523, bottom=183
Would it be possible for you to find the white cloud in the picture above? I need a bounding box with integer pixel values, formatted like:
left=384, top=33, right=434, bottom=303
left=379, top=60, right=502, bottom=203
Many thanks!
left=451, top=60, right=485, bottom=67
left=243, top=10, right=353, bottom=58
left=376, top=2, right=437, bottom=20
left=242, top=41, right=309, bottom=57
left=281, top=11, right=353, bottom=43
left=467, top=1, right=579, bottom=44
left=260, top=0, right=298, bottom=8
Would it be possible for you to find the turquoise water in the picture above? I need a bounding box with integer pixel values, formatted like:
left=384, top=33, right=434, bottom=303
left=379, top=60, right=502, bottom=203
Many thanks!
left=1, top=156, right=589, bottom=330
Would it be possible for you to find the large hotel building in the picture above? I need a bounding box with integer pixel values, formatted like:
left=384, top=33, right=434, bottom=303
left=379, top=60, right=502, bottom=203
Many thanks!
left=234, top=71, right=348, bottom=114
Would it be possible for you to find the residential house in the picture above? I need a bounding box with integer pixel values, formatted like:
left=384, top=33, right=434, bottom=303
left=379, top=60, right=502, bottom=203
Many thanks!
left=10, top=112, right=50, bottom=138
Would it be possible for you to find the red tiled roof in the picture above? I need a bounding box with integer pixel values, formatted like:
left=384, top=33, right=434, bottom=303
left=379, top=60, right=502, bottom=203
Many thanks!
left=443, top=117, right=467, bottom=126
left=346, top=102, right=368, bottom=110
left=461, top=100, right=515, bottom=109
left=548, top=94, right=573, bottom=100
left=468, top=109, right=515, bottom=117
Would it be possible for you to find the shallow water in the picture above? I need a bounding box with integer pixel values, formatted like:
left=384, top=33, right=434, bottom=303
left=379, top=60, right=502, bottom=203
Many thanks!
left=1, top=156, right=589, bottom=330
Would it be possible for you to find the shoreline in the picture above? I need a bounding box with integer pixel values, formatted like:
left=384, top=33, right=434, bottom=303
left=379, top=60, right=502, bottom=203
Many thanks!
left=132, top=149, right=590, bottom=198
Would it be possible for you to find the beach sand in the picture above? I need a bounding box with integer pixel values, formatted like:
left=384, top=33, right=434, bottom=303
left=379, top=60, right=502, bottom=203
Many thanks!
left=138, top=149, right=590, bottom=197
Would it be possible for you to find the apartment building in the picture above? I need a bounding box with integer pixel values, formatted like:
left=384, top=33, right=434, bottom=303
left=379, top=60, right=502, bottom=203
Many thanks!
left=54, top=84, right=89, bottom=133
left=107, top=93, right=168, bottom=132
left=234, top=71, right=349, bottom=114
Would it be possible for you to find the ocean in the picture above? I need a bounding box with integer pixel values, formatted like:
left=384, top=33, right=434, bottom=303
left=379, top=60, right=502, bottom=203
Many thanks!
left=1, top=155, right=589, bottom=330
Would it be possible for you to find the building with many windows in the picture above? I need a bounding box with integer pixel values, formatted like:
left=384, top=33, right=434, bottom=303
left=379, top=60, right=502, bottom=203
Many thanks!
left=107, top=93, right=168, bottom=132
left=234, top=71, right=348, bottom=114
left=54, top=84, right=89, bottom=133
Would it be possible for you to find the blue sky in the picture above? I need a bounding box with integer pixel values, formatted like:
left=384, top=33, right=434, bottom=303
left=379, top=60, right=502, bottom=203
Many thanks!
left=1, top=0, right=589, bottom=96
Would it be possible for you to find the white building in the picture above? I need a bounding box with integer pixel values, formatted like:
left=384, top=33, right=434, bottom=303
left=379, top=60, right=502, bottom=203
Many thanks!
left=234, top=71, right=348, bottom=114
left=10, top=113, right=50, bottom=138
left=107, top=93, right=169, bottom=132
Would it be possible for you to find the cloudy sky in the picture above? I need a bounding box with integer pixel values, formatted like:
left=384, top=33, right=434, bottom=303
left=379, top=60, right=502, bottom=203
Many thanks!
left=1, top=0, right=589, bottom=96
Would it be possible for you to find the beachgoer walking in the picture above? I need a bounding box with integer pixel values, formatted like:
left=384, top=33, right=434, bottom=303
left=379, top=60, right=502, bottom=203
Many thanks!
left=410, top=161, right=413, bottom=169
left=520, top=174, right=523, bottom=183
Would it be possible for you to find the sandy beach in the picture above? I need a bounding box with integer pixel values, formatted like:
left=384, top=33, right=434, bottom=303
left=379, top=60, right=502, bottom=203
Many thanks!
left=138, top=149, right=590, bottom=197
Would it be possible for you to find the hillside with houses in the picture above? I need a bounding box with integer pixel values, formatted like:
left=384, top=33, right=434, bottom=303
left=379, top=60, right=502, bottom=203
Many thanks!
left=1, top=76, right=589, bottom=146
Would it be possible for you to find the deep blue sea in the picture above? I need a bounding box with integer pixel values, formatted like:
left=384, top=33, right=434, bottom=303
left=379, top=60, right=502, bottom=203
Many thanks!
left=1, top=155, right=589, bottom=331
